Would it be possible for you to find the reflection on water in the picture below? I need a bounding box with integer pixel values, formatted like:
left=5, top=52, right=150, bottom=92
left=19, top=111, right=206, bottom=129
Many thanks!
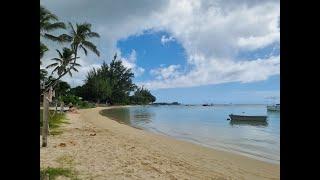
left=100, top=107, right=154, bottom=127
left=100, top=105, right=280, bottom=164
left=229, top=120, right=268, bottom=127
left=100, top=108, right=131, bottom=125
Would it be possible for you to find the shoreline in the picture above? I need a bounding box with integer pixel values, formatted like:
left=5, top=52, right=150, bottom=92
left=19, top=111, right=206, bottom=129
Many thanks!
left=101, top=105, right=279, bottom=165
left=41, top=106, right=279, bottom=179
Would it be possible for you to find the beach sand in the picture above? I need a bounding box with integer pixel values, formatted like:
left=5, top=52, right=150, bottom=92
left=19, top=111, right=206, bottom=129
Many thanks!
left=40, top=107, right=280, bottom=180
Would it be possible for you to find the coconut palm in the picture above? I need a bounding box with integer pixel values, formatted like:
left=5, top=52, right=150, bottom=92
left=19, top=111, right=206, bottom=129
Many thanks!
left=40, top=5, right=66, bottom=63
left=59, top=22, right=100, bottom=58
left=46, top=47, right=81, bottom=77
left=40, top=5, right=66, bottom=40
left=44, top=22, right=100, bottom=89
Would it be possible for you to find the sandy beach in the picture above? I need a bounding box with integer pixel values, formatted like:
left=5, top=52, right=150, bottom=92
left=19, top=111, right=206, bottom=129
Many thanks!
left=40, top=107, right=280, bottom=179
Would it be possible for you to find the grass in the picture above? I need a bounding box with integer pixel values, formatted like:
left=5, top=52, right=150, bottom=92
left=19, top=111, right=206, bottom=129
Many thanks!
left=56, top=155, right=75, bottom=167
left=40, top=167, right=79, bottom=180
left=41, top=155, right=79, bottom=179
left=40, top=109, right=69, bottom=135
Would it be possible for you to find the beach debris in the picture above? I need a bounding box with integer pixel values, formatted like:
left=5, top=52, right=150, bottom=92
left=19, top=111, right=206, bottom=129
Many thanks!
left=69, top=141, right=76, bottom=146
left=58, top=143, right=66, bottom=147
left=90, top=133, right=96, bottom=136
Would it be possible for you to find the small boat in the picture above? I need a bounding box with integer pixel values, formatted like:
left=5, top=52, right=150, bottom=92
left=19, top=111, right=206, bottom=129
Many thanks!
left=230, top=120, right=268, bottom=126
left=267, top=104, right=280, bottom=112
left=229, top=114, right=267, bottom=121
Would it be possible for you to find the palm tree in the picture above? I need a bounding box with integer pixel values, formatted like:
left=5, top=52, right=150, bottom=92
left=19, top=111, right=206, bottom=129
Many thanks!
left=40, top=42, right=48, bottom=64
left=46, top=47, right=81, bottom=77
left=44, top=22, right=100, bottom=89
left=40, top=5, right=66, bottom=62
left=60, top=22, right=100, bottom=58
left=40, top=5, right=66, bottom=40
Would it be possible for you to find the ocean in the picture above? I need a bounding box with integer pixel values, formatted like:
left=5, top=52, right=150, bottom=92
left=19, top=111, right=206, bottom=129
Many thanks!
left=100, top=104, right=280, bottom=164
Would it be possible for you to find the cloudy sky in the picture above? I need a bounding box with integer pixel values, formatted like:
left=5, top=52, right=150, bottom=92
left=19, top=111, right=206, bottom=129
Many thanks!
left=41, top=0, right=280, bottom=104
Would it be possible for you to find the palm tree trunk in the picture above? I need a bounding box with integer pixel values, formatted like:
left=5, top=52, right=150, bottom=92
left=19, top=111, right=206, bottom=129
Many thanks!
left=42, top=91, right=49, bottom=147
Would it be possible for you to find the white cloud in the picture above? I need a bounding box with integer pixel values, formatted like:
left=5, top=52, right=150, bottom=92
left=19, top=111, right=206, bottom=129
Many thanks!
left=140, top=55, right=279, bottom=90
left=41, top=0, right=280, bottom=89
left=120, top=49, right=145, bottom=77
left=150, top=64, right=181, bottom=80
left=161, top=35, right=175, bottom=45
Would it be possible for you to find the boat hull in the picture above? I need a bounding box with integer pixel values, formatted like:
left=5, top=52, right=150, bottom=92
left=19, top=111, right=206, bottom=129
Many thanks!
left=267, top=105, right=280, bottom=111
left=229, top=114, right=267, bottom=121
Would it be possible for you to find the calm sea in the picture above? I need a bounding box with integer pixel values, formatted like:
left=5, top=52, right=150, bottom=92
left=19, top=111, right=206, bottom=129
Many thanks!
left=100, top=104, right=280, bottom=164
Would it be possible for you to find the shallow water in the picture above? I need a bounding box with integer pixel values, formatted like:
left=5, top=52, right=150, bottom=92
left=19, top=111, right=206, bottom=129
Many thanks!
left=100, top=105, right=280, bottom=164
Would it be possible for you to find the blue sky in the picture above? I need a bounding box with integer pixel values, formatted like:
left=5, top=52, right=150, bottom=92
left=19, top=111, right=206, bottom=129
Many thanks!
left=117, top=31, right=279, bottom=104
left=41, top=0, right=280, bottom=104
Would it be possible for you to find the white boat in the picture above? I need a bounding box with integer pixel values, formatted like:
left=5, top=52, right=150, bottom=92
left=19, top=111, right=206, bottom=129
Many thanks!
left=267, top=104, right=280, bottom=111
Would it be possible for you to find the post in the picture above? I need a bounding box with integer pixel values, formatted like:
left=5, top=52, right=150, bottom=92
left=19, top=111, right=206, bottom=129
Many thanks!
left=42, top=91, right=49, bottom=147
left=60, top=101, right=64, bottom=113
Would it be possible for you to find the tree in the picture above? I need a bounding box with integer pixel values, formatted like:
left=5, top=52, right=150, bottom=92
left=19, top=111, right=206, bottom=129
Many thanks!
left=79, top=55, right=156, bottom=105
left=46, top=47, right=80, bottom=77
left=40, top=5, right=66, bottom=63
left=131, top=87, right=156, bottom=105
left=83, top=67, right=111, bottom=103
left=107, top=55, right=136, bottom=104
left=54, top=80, right=71, bottom=98
left=43, top=22, right=100, bottom=92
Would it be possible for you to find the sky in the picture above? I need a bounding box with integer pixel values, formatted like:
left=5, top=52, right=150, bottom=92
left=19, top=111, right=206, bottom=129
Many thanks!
left=41, top=0, right=280, bottom=104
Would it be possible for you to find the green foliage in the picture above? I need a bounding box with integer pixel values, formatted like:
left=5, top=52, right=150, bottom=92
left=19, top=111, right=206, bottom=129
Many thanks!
left=54, top=80, right=71, bottom=98
left=40, top=167, right=78, bottom=180
left=40, top=5, right=66, bottom=64
left=46, top=48, right=80, bottom=77
left=130, top=87, right=156, bottom=105
left=78, top=101, right=96, bottom=109
left=68, top=55, right=156, bottom=105
left=60, top=94, right=81, bottom=105
left=59, top=94, right=96, bottom=109
left=40, top=110, right=67, bottom=129
left=77, top=56, right=136, bottom=105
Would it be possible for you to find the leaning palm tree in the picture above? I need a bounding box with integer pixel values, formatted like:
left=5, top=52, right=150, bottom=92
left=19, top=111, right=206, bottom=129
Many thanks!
left=46, top=47, right=81, bottom=77
left=44, top=22, right=100, bottom=90
left=40, top=5, right=66, bottom=40
left=40, top=5, right=66, bottom=63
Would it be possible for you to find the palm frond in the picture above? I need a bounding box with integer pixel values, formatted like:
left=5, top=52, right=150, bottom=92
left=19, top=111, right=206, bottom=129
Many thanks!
left=46, top=63, right=59, bottom=69
left=68, top=22, right=76, bottom=36
left=68, top=71, right=73, bottom=77
left=57, top=34, right=73, bottom=42
left=55, top=49, right=63, bottom=58
left=86, top=32, right=100, bottom=38
left=40, top=43, right=48, bottom=59
left=71, top=62, right=81, bottom=67
left=43, top=22, right=66, bottom=31
left=82, top=41, right=100, bottom=56
left=44, top=34, right=62, bottom=42
left=72, top=67, right=79, bottom=72
left=80, top=45, right=88, bottom=55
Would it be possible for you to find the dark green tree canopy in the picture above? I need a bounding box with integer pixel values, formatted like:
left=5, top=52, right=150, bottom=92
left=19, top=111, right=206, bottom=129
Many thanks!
left=70, top=55, right=156, bottom=105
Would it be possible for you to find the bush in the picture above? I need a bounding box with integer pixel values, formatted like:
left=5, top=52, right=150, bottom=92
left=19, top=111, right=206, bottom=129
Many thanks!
left=78, top=101, right=96, bottom=109
left=40, top=110, right=67, bottom=129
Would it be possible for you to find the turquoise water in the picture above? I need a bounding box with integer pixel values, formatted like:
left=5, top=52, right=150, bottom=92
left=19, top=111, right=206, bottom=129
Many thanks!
left=100, top=105, right=280, bottom=164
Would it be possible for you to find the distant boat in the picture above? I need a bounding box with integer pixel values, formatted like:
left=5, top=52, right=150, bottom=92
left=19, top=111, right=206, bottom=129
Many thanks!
left=267, top=104, right=280, bottom=112
left=229, top=114, right=267, bottom=121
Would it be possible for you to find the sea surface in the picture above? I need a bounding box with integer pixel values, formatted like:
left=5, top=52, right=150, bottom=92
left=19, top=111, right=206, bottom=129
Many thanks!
left=100, top=104, right=280, bottom=164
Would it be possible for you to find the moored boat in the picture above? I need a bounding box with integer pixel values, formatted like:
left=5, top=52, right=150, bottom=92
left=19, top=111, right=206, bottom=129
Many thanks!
left=229, top=114, right=267, bottom=121
left=267, top=104, right=280, bottom=111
